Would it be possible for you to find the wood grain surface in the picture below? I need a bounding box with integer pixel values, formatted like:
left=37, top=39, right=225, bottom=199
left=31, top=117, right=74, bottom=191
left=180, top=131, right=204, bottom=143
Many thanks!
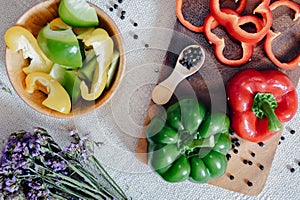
left=136, top=0, right=300, bottom=196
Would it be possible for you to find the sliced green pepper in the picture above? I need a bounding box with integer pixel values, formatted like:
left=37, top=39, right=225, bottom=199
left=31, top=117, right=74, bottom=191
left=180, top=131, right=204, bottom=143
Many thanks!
left=147, top=97, right=231, bottom=183
left=37, top=24, right=82, bottom=68
left=61, top=70, right=81, bottom=103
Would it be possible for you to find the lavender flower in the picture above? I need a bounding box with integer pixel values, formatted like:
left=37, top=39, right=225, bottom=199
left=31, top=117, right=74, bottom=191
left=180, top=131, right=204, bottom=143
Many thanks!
left=0, top=128, right=128, bottom=200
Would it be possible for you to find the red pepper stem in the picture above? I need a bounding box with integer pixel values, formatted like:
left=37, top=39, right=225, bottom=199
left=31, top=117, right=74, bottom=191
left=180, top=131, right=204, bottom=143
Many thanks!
left=259, top=100, right=282, bottom=132
left=252, top=92, right=282, bottom=132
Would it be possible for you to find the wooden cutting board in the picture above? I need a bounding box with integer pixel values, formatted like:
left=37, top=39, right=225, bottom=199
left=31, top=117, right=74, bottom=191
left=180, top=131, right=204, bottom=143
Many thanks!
left=136, top=0, right=300, bottom=196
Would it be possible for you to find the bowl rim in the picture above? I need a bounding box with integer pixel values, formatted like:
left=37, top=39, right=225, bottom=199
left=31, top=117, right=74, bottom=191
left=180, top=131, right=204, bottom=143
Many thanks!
left=5, top=0, right=126, bottom=119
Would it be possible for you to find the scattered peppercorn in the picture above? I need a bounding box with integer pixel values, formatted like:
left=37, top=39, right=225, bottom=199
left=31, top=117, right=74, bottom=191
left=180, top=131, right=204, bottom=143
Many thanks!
left=247, top=181, right=253, bottom=187
left=133, top=22, right=138, bottom=27
left=118, top=0, right=123, bottom=3
left=259, top=164, right=264, bottom=171
left=145, top=44, right=149, bottom=48
left=243, top=160, right=248, bottom=164
left=290, top=129, right=295, bottom=134
left=113, top=4, right=118, bottom=9
left=248, top=161, right=253, bottom=166
left=229, top=175, right=235, bottom=180
left=121, top=10, right=126, bottom=15
left=229, top=129, right=235, bottom=135
left=232, top=138, right=239, bottom=143
left=233, top=149, right=238, bottom=154
left=226, top=153, right=231, bottom=161
left=133, top=34, right=138, bottom=39
left=251, top=152, right=255, bottom=157
left=290, top=168, right=295, bottom=173
left=120, top=15, right=125, bottom=20
left=298, top=162, right=300, bottom=166
left=109, top=7, right=114, bottom=12
left=280, top=136, right=285, bottom=140
left=258, top=142, right=265, bottom=147
left=235, top=142, right=240, bottom=147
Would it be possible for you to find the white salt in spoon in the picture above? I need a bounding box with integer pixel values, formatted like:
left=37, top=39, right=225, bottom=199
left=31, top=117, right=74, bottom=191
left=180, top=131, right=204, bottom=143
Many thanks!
left=152, top=45, right=205, bottom=105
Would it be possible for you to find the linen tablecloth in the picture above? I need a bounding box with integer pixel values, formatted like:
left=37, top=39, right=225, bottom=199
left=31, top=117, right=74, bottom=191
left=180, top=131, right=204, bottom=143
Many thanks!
left=0, top=0, right=299, bottom=199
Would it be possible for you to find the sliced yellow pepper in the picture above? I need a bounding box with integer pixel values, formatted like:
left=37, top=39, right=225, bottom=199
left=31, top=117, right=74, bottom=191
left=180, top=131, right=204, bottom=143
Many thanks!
left=4, top=26, right=53, bottom=74
left=80, top=28, right=114, bottom=101
left=25, top=72, right=71, bottom=114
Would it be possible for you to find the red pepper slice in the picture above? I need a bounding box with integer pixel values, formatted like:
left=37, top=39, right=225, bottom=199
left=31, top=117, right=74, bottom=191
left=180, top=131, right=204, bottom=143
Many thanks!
left=210, top=0, right=272, bottom=44
left=264, top=0, right=300, bottom=70
left=204, top=8, right=263, bottom=66
left=226, top=69, right=298, bottom=142
left=176, top=0, right=247, bottom=33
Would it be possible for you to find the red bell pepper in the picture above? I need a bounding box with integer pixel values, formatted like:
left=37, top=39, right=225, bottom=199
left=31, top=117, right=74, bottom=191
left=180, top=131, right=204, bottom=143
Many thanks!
left=204, top=8, right=263, bottom=66
left=226, top=69, right=298, bottom=142
left=176, top=0, right=247, bottom=33
left=210, top=0, right=272, bottom=44
left=264, top=0, right=300, bottom=70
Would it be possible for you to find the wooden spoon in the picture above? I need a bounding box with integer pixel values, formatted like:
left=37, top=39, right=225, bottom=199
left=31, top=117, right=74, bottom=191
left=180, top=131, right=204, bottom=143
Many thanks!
left=152, top=45, right=205, bottom=105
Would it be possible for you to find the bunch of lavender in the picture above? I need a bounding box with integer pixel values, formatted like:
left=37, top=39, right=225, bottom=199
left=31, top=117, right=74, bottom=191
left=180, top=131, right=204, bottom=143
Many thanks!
left=0, top=127, right=128, bottom=200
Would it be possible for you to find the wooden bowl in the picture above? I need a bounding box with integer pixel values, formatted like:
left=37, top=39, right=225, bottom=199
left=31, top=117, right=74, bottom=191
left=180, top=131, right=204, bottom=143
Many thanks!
left=5, top=0, right=125, bottom=118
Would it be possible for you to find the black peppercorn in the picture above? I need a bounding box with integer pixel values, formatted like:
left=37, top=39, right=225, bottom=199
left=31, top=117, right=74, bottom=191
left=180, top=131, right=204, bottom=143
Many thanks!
left=133, top=22, right=138, bottom=27
left=248, top=161, right=253, bottom=166
left=118, top=0, right=123, bottom=3
left=298, top=162, right=300, bottom=166
left=243, top=160, right=248, bottom=164
left=229, top=175, right=235, bottom=180
left=251, top=152, right=255, bottom=157
left=233, top=149, right=238, bottom=154
left=109, top=7, right=114, bottom=12
left=226, top=153, right=231, bottom=161
left=113, top=4, right=118, bottom=9
left=120, top=15, right=125, bottom=20
left=290, top=129, right=295, bottom=134
left=247, top=181, right=253, bottom=187
left=290, top=168, right=295, bottom=173
left=280, top=136, right=285, bottom=140
left=133, top=34, right=138, bottom=39
left=259, top=164, right=264, bottom=171
left=145, top=44, right=149, bottom=48
left=121, top=10, right=126, bottom=15
left=258, top=142, right=265, bottom=147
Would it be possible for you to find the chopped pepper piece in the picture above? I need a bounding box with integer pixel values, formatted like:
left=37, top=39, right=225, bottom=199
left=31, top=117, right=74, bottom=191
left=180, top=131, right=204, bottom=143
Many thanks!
left=264, top=0, right=300, bottom=70
left=176, top=0, right=247, bottom=33
left=25, top=72, right=71, bottom=114
left=80, top=28, right=114, bottom=100
left=147, top=97, right=231, bottom=183
left=210, top=0, right=272, bottom=44
left=226, top=69, right=298, bottom=142
left=37, top=24, right=82, bottom=69
left=204, top=8, right=263, bottom=66
left=4, top=26, right=53, bottom=74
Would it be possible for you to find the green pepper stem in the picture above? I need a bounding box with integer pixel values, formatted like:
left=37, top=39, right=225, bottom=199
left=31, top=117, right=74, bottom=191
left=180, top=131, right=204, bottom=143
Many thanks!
left=259, top=100, right=282, bottom=132
left=189, top=136, right=215, bottom=149
left=252, top=93, right=283, bottom=132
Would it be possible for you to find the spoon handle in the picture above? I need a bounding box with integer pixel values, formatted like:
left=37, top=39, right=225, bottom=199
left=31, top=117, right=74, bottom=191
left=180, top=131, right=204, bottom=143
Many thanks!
left=152, top=70, right=185, bottom=105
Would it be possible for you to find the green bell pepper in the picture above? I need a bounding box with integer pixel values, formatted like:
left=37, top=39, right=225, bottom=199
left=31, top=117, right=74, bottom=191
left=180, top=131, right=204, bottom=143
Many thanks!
left=37, top=24, right=82, bottom=69
left=147, top=97, right=231, bottom=183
